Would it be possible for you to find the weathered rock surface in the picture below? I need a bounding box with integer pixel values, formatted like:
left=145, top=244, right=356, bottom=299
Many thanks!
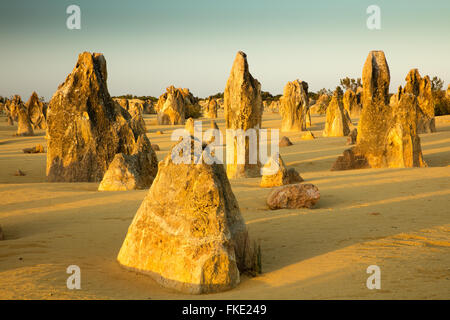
left=127, top=101, right=147, bottom=135
left=224, top=51, right=262, bottom=178
left=402, top=69, right=436, bottom=133
left=0, top=225, right=3, bottom=240
left=323, top=87, right=350, bottom=137
left=279, top=136, right=293, bottom=147
left=98, top=139, right=157, bottom=191
left=117, top=140, right=260, bottom=294
left=156, top=86, right=186, bottom=125
left=266, top=183, right=320, bottom=209
left=269, top=100, right=280, bottom=113
left=279, top=80, right=309, bottom=132
left=310, top=94, right=330, bottom=115
left=260, top=154, right=303, bottom=187
left=301, top=131, right=315, bottom=140
left=26, top=92, right=46, bottom=130
left=334, top=51, right=426, bottom=170
left=343, top=89, right=361, bottom=118
left=46, top=52, right=157, bottom=182
left=16, top=101, right=34, bottom=136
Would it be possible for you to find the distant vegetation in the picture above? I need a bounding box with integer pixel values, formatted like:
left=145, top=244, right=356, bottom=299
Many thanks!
left=113, top=94, right=158, bottom=102
left=431, top=77, right=449, bottom=116
left=206, top=92, right=224, bottom=100
left=339, top=77, right=362, bottom=92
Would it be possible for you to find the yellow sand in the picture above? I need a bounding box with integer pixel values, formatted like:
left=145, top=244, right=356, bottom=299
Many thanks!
left=0, top=112, right=449, bottom=300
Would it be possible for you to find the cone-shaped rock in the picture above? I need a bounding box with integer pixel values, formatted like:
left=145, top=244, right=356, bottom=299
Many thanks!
left=323, top=87, right=350, bottom=137
left=279, top=80, right=309, bottom=132
left=127, top=101, right=147, bottom=135
left=224, top=51, right=262, bottom=178
left=117, top=139, right=259, bottom=294
left=26, top=92, right=46, bottom=130
left=279, top=136, right=293, bottom=147
left=46, top=52, right=156, bottom=182
left=156, top=86, right=186, bottom=125
left=99, top=135, right=158, bottom=191
left=260, top=154, right=303, bottom=188
left=16, top=108, right=34, bottom=136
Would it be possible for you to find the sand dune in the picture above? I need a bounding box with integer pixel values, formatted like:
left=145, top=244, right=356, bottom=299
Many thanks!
left=0, top=112, right=449, bottom=299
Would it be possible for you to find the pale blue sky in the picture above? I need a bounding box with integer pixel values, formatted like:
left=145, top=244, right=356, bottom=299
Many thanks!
left=0, top=0, right=449, bottom=100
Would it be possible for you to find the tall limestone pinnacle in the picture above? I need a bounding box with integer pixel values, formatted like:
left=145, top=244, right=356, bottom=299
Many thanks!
left=117, top=139, right=260, bottom=294
left=46, top=52, right=157, bottom=182
left=224, top=51, right=262, bottom=178
left=332, top=50, right=426, bottom=170
left=279, top=79, right=309, bottom=132
left=323, top=86, right=351, bottom=137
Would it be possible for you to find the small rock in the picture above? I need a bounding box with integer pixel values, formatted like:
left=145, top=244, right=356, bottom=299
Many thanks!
left=23, top=144, right=45, bottom=154
left=279, top=136, right=293, bottom=147
left=301, top=131, right=315, bottom=140
left=14, top=169, right=26, bottom=176
left=266, top=183, right=320, bottom=209
left=151, top=144, right=160, bottom=151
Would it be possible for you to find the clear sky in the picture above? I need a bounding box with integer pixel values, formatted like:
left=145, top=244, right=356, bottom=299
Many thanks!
left=0, top=0, right=449, bottom=100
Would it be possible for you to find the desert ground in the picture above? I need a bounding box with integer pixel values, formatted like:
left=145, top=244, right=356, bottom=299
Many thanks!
left=0, top=111, right=449, bottom=300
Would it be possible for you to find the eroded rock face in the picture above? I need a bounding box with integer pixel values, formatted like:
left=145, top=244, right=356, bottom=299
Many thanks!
left=224, top=51, right=262, bottom=178
left=279, top=80, right=309, bottom=132
left=127, top=102, right=147, bottom=135
left=26, top=92, right=46, bottom=130
left=0, top=225, right=3, bottom=240
left=323, top=87, right=350, bottom=137
left=260, top=154, right=303, bottom=188
left=343, top=89, right=361, bottom=118
left=310, top=94, right=330, bottom=115
left=266, top=183, right=320, bottom=209
left=15, top=98, right=34, bottom=136
left=117, top=140, right=260, bottom=294
left=346, top=50, right=426, bottom=169
left=46, top=52, right=156, bottom=182
left=402, top=69, right=436, bottom=133
left=156, top=86, right=186, bottom=125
